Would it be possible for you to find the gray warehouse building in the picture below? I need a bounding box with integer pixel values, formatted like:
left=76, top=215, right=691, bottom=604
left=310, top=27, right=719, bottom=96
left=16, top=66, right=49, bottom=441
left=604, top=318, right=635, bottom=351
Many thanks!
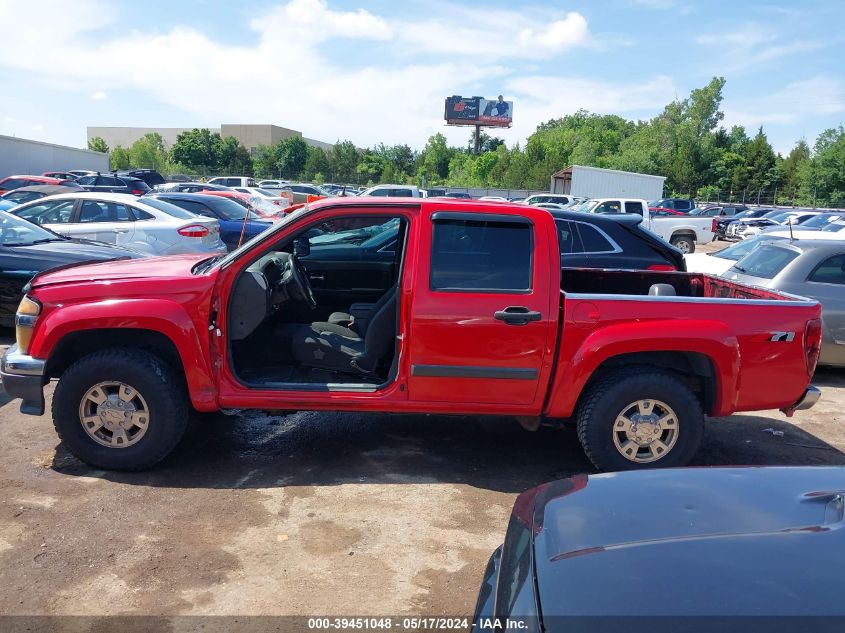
left=87, top=124, right=333, bottom=154
left=0, top=134, right=108, bottom=178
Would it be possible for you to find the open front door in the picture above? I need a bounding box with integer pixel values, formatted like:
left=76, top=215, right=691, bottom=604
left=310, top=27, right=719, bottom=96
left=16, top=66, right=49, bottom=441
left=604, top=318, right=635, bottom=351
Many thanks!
left=407, top=209, right=556, bottom=409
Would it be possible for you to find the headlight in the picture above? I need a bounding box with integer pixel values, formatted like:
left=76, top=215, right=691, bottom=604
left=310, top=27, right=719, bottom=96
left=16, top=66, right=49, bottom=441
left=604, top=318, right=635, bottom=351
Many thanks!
left=15, top=296, right=41, bottom=355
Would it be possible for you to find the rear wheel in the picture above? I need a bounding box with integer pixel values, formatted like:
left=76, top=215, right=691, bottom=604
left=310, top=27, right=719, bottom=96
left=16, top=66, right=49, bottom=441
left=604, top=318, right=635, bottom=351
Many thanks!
left=576, top=370, right=704, bottom=471
left=670, top=234, right=696, bottom=254
left=52, top=348, right=188, bottom=471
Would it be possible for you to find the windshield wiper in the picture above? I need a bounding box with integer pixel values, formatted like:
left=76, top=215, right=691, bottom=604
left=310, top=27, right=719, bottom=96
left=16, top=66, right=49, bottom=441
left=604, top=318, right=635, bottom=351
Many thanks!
left=194, top=255, right=222, bottom=274
left=733, top=265, right=747, bottom=273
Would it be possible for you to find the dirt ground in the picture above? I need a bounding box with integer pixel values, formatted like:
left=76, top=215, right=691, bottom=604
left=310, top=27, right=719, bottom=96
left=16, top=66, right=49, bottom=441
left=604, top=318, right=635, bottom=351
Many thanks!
left=1, top=299, right=844, bottom=620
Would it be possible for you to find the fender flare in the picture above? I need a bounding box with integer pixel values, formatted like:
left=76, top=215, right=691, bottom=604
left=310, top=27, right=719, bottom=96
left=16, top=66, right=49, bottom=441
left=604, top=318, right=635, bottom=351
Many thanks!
left=544, top=319, right=741, bottom=418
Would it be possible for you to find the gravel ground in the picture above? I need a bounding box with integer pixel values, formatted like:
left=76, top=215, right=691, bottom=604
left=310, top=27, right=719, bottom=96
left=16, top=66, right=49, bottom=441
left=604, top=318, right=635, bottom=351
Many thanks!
left=1, top=290, right=843, bottom=620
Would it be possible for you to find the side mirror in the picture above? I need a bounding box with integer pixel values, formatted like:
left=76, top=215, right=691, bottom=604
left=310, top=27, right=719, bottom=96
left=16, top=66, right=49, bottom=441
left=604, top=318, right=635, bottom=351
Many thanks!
left=293, top=237, right=311, bottom=257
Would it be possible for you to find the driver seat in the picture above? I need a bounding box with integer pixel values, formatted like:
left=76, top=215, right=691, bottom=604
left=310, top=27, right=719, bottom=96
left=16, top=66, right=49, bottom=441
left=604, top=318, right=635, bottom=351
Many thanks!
left=290, top=287, right=397, bottom=375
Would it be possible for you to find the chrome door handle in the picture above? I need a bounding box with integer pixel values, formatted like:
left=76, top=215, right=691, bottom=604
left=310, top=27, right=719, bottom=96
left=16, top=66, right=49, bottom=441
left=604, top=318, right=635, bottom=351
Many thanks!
left=309, top=274, right=325, bottom=281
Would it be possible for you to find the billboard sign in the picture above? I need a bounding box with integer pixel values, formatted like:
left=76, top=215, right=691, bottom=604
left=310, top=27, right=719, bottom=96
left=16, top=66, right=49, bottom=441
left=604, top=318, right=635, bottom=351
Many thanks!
left=445, top=96, right=512, bottom=127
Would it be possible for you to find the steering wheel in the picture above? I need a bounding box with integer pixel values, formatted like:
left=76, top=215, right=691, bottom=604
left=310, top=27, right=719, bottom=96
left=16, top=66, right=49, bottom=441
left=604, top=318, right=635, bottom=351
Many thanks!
left=286, top=254, right=317, bottom=309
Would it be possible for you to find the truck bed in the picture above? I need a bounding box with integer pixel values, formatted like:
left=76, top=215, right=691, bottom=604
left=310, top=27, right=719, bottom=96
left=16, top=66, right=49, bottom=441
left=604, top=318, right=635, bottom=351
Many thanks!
left=561, top=268, right=800, bottom=302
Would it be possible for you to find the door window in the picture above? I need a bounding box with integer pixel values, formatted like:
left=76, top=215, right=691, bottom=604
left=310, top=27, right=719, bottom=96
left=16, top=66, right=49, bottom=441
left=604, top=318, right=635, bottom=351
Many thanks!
left=808, top=254, right=845, bottom=285
left=79, top=200, right=132, bottom=222
left=14, top=199, right=74, bottom=224
left=624, top=201, right=644, bottom=215
left=76, top=175, right=97, bottom=186
left=1, top=178, right=28, bottom=190
left=593, top=201, right=621, bottom=214
left=430, top=217, right=532, bottom=292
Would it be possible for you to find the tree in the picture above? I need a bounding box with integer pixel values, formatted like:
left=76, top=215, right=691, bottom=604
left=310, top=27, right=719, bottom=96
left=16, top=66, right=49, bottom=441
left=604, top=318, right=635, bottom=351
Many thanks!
left=782, top=139, right=810, bottom=199
left=219, top=136, right=253, bottom=175
left=88, top=136, right=109, bottom=153
left=744, top=127, right=776, bottom=195
left=418, top=133, right=455, bottom=183
left=110, top=146, right=130, bottom=170
left=170, top=128, right=224, bottom=172
left=302, top=146, right=331, bottom=181
left=328, top=141, right=361, bottom=182
left=128, top=133, right=168, bottom=170
left=277, top=136, right=309, bottom=179
left=356, top=150, right=386, bottom=182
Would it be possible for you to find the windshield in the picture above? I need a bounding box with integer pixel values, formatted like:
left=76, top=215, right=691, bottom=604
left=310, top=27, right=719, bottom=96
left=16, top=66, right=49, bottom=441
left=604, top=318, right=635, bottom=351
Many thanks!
left=731, top=244, right=800, bottom=279
left=0, top=210, right=63, bottom=245
left=767, top=212, right=794, bottom=223
left=822, top=222, right=845, bottom=233
left=572, top=200, right=597, bottom=213
left=310, top=218, right=399, bottom=246
left=715, top=234, right=786, bottom=261
left=801, top=213, right=842, bottom=228
left=246, top=195, right=280, bottom=214
left=140, top=197, right=198, bottom=220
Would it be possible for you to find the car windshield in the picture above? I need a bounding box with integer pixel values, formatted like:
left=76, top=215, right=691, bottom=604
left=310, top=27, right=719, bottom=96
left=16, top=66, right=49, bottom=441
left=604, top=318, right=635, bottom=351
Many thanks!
left=211, top=198, right=259, bottom=221
left=715, top=234, right=787, bottom=261
left=572, top=200, right=597, bottom=213
left=0, top=210, right=63, bottom=245
left=246, top=195, right=280, bottom=214
left=801, top=213, right=842, bottom=228
left=139, top=197, right=197, bottom=220
left=731, top=244, right=800, bottom=278
left=822, top=222, right=845, bottom=233
left=648, top=200, right=665, bottom=207
left=768, top=212, right=797, bottom=223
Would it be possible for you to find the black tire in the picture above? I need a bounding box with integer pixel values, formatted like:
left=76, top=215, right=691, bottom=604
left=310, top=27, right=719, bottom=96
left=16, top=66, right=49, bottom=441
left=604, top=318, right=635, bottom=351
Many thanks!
left=51, top=348, right=188, bottom=471
left=576, top=370, right=704, bottom=471
left=670, top=235, right=696, bottom=254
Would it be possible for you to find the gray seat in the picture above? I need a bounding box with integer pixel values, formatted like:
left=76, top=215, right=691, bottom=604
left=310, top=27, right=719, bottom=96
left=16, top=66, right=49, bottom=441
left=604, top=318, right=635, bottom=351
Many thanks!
left=291, top=287, right=397, bottom=374
left=648, top=283, right=677, bottom=297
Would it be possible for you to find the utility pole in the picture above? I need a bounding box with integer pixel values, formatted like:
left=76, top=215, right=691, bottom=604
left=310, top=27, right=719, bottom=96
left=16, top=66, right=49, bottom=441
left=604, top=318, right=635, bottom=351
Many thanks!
left=473, top=125, right=481, bottom=155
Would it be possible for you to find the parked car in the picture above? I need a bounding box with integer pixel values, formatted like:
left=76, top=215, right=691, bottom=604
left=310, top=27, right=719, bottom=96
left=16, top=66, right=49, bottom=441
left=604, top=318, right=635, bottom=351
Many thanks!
left=648, top=206, right=686, bottom=216
left=280, top=183, right=332, bottom=204
left=524, top=194, right=574, bottom=206
left=153, top=181, right=231, bottom=193
left=359, top=184, right=422, bottom=198
left=442, top=191, right=472, bottom=199
left=207, top=176, right=257, bottom=188
left=648, top=198, right=696, bottom=212
left=257, top=179, right=289, bottom=189
left=735, top=211, right=820, bottom=239
left=0, top=175, right=65, bottom=195
left=724, top=238, right=845, bottom=366
left=68, top=170, right=97, bottom=178
left=9, top=193, right=226, bottom=256
left=42, top=171, right=78, bottom=180
left=760, top=211, right=845, bottom=234
left=147, top=192, right=274, bottom=251
left=551, top=210, right=685, bottom=271
left=75, top=173, right=151, bottom=196
left=0, top=211, right=145, bottom=327
left=685, top=234, right=789, bottom=275
left=230, top=186, right=293, bottom=208
left=0, top=184, right=82, bottom=210
left=575, top=198, right=715, bottom=253
left=534, top=203, right=568, bottom=210
left=116, top=169, right=166, bottom=188
left=478, top=196, right=509, bottom=201
left=689, top=205, right=744, bottom=217
left=713, top=208, right=774, bottom=240
left=473, top=467, right=845, bottom=628
left=198, top=190, right=287, bottom=220
left=0, top=198, right=821, bottom=471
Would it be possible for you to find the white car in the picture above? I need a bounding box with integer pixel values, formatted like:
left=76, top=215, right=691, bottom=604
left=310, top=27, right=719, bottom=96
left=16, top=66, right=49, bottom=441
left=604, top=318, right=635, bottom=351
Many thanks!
left=478, top=196, right=509, bottom=202
left=208, top=176, right=257, bottom=188
left=257, top=179, right=290, bottom=189
left=737, top=211, right=821, bottom=239
left=231, top=186, right=293, bottom=207
left=359, top=184, right=422, bottom=198
left=523, top=193, right=574, bottom=206
left=10, top=192, right=227, bottom=256
left=685, top=234, right=790, bottom=275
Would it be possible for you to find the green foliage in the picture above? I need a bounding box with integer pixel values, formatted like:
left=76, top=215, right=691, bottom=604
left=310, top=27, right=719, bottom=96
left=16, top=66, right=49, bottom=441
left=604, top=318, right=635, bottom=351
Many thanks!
left=302, top=146, right=331, bottom=181
left=88, top=136, right=109, bottom=153
left=328, top=141, right=361, bottom=182
left=109, top=146, right=130, bottom=170
left=128, top=133, right=168, bottom=170
left=170, top=128, right=224, bottom=171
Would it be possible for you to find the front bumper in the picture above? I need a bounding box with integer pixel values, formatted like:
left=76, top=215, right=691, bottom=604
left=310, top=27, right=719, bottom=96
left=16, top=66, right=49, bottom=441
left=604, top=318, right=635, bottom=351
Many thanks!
left=0, top=344, right=46, bottom=415
left=781, top=385, right=821, bottom=417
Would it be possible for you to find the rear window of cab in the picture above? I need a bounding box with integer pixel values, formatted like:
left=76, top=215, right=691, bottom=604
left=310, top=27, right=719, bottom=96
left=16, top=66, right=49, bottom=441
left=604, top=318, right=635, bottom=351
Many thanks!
left=731, top=244, right=800, bottom=279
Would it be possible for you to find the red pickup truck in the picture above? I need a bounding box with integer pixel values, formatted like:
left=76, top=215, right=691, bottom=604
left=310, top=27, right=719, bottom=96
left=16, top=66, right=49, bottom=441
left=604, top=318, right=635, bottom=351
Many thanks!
left=1, top=199, right=822, bottom=471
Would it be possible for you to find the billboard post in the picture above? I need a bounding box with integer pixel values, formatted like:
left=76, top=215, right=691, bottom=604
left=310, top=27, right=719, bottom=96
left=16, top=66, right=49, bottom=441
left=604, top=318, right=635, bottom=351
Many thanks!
left=445, top=95, right=513, bottom=154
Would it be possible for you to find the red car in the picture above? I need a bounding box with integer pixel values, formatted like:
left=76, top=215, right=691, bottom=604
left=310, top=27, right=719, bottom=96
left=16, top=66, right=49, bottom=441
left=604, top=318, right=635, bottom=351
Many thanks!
left=0, top=198, right=821, bottom=472
left=199, top=190, right=286, bottom=220
left=0, top=175, right=64, bottom=195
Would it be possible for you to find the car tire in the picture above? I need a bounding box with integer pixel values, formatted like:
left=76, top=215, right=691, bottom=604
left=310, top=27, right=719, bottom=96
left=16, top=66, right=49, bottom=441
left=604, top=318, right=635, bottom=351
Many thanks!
left=51, top=348, right=188, bottom=471
left=576, top=369, right=704, bottom=471
left=670, top=235, right=696, bottom=254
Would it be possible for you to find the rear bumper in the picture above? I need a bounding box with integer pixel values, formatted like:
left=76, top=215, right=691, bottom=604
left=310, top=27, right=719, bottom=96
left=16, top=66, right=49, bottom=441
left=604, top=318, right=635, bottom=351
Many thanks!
left=0, top=344, right=46, bottom=415
left=781, top=385, right=821, bottom=417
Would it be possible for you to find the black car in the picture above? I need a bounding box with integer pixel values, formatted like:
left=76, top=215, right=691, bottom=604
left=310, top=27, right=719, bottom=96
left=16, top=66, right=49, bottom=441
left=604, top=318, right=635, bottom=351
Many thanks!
left=75, top=173, right=151, bottom=196
left=550, top=210, right=686, bottom=271
left=690, top=203, right=748, bottom=217
left=0, top=211, right=144, bottom=327
left=713, top=207, right=775, bottom=239
left=648, top=197, right=696, bottom=212
left=153, top=181, right=232, bottom=193
left=0, top=184, right=83, bottom=206
left=116, top=169, right=165, bottom=188
left=474, top=467, right=845, bottom=632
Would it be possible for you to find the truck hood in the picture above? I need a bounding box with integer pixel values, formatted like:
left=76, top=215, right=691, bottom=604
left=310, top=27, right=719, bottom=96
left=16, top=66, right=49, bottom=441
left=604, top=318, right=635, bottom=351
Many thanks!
left=29, top=253, right=212, bottom=289
left=529, top=467, right=845, bottom=618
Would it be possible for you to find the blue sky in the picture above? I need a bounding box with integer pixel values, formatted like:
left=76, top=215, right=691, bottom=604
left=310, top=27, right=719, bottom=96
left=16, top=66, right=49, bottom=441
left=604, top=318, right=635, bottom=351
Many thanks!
left=0, top=0, right=843, bottom=155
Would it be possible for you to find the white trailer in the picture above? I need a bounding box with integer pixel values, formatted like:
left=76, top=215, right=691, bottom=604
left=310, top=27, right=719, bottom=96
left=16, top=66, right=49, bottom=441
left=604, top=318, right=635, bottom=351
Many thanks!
left=550, top=165, right=665, bottom=201
left=0, top=134, right=108, bottom=178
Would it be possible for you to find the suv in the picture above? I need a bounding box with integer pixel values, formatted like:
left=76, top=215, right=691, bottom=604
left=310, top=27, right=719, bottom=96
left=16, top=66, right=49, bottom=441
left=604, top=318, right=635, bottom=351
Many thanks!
left=208, top=176, right=257, bottom=188
left=75, top=174, right=151, bottom=196
left=524, top=193, right=574, bottom=206
left=359, top=184, right=422, bottom=198
left=649, top=198, right=696, bottom=213
left=117, top=169, right=165, bottom=188
left=280, top=183, right=331, bottom=204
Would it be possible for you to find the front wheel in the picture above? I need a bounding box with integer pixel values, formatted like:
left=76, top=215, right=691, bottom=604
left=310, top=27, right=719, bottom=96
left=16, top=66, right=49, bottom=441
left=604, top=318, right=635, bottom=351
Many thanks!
left=670, top=235, right=696, bottom=254
left=52, top=348, right=188, bottom=471
left=576, top=370, right=704, bottom=471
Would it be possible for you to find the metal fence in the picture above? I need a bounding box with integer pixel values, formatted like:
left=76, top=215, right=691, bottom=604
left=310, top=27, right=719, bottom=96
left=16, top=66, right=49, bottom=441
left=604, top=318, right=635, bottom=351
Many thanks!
left=683, top=188, right=845, bottom=210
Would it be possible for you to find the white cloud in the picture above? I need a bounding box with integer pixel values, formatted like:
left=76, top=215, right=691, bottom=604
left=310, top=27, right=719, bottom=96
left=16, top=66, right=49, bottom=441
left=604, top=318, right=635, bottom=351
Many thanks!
left=696, top=23, right=821, bottom=73
left=89, top=91, right=107, bottom=101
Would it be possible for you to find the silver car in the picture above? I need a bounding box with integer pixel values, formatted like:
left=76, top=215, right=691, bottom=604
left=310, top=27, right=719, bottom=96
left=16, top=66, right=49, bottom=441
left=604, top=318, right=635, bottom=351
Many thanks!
left=723, top=239, right=845, bottom=367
